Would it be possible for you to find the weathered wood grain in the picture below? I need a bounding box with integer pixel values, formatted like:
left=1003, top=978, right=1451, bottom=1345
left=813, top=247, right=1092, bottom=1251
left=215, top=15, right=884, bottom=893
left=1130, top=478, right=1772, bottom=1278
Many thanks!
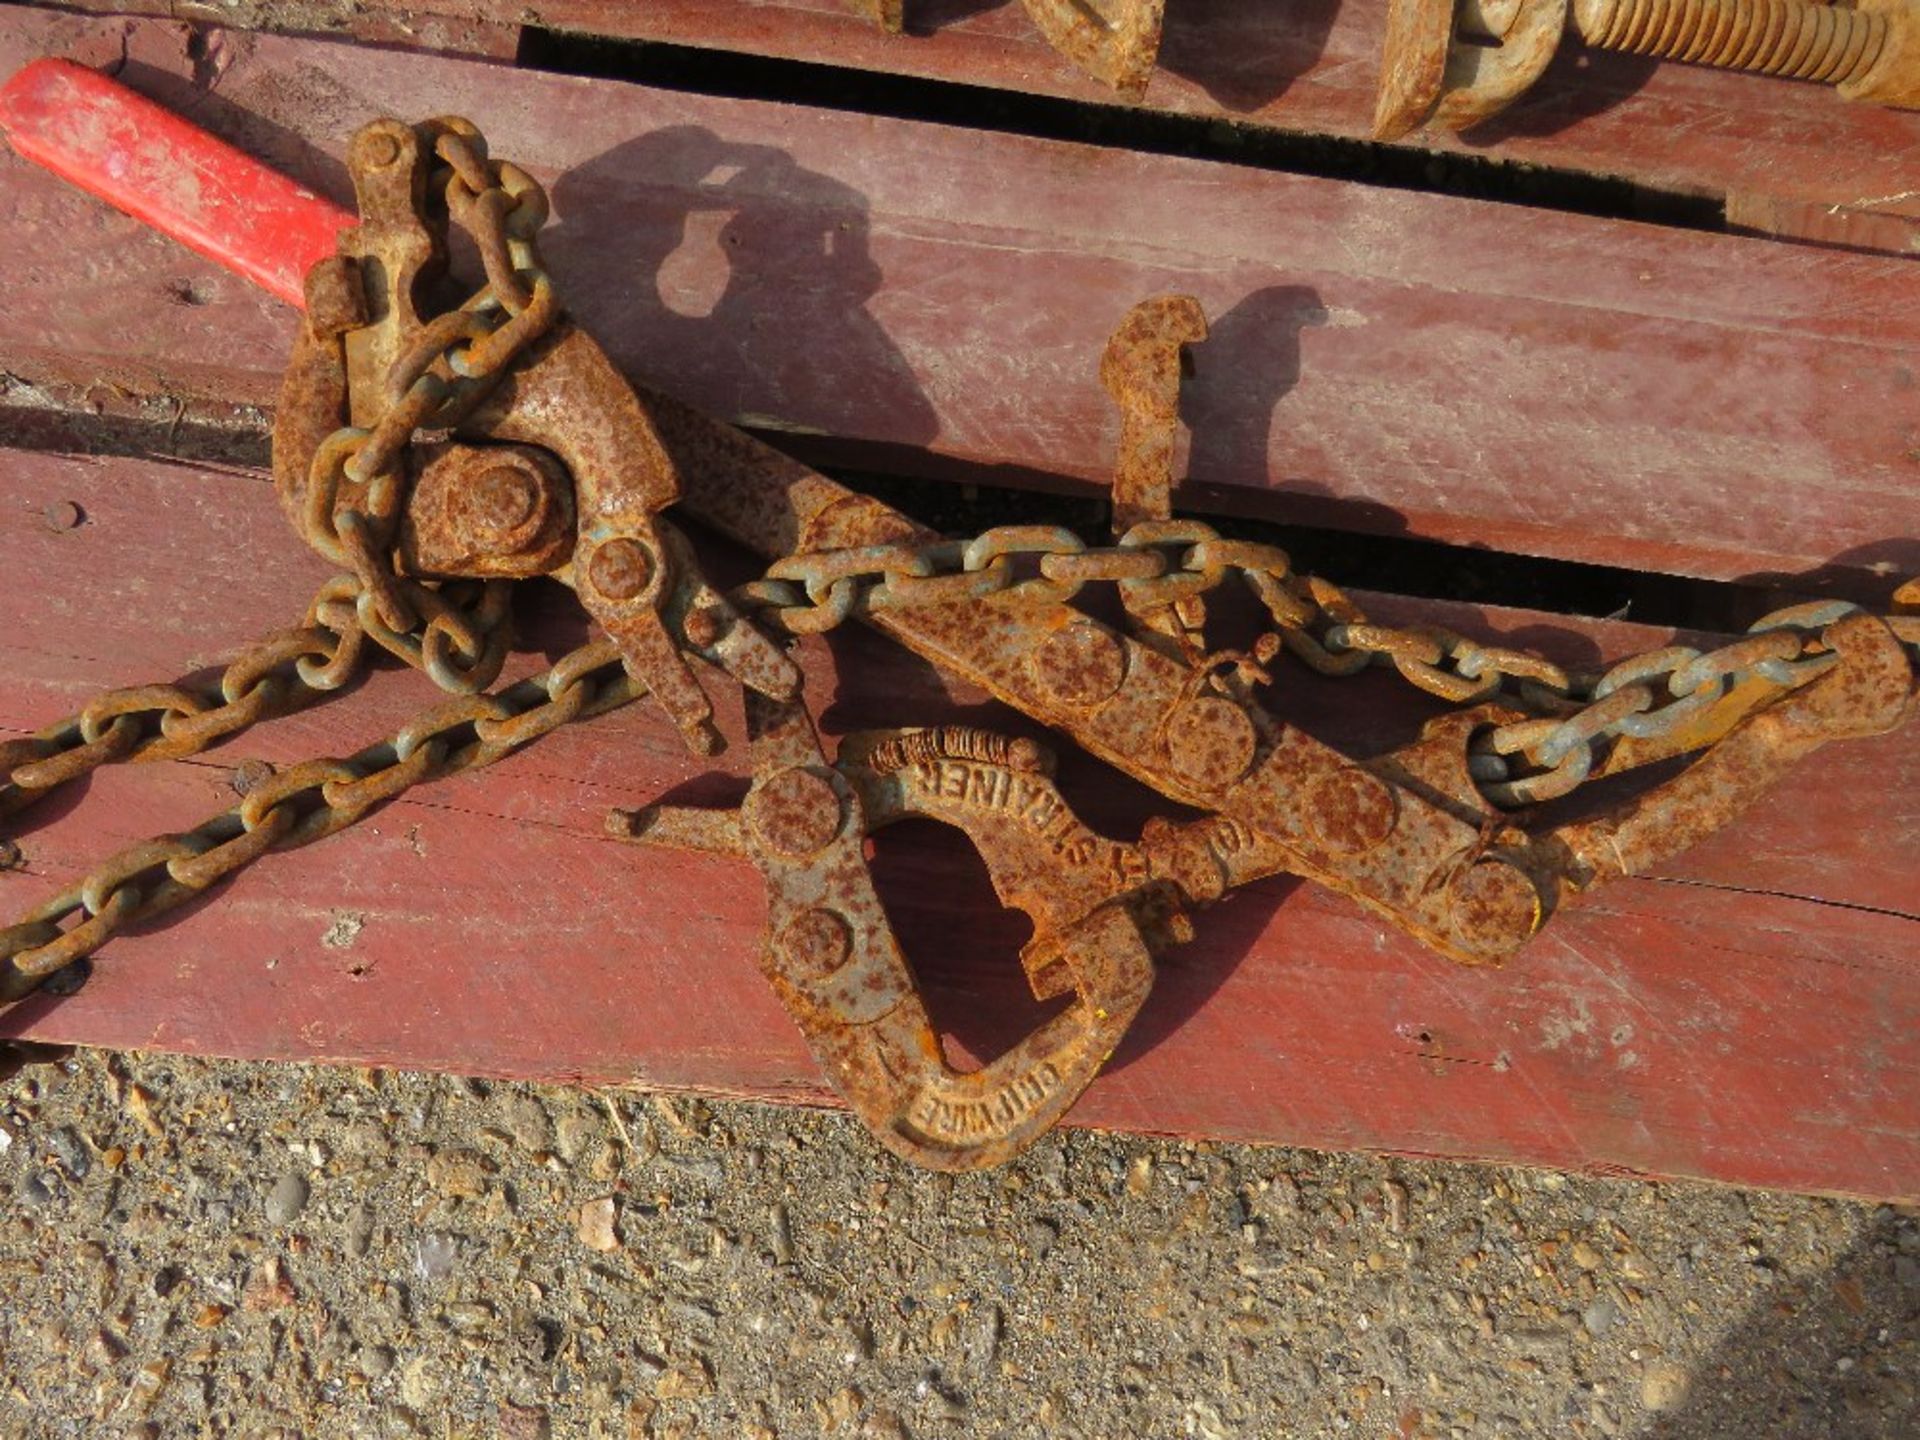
left=24, top=0, right=1920, bottom=253
left=3, top=13, right=1918, bottom=596
left=3, top=449, right=1916, bottom=1199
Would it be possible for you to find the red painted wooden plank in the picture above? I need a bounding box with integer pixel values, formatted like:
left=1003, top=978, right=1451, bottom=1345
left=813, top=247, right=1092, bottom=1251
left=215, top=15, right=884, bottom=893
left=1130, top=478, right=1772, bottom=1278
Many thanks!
left=539, top=0, right=1920, bottom=253
left=4, top=13, right=1918, bottom=596
left=28, top=0, right=1920, bottom=253
left=3, top=449, right=1916, bottom=1199
left=538, top=0, right=1920, bottom=221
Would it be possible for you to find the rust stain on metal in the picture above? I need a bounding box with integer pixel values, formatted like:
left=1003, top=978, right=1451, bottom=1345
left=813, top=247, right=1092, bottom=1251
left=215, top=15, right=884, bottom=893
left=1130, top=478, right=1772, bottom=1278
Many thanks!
left=1102, top=294, right=1204, bottom=533
left=623, top=703, right=1163, bottom=1170
left=1446, top=858, right=1543, bottom=951
left=1375, top=0, right=1920, bottom=139
left=1100, top=294, right=1208, bottom=648
left=9, top=106, right=1920, bottom=1173
left=846, top=0, right=1167, bottom=93
left=272, top=114, right=801, bottom=753
left=402, top=444, right=574, bottom=578
left=632, top=289, right=1919, bottom=1144
left=1553, top=612, right=1917, bottom=884
left=1029, top=621, right=1128, bottom=706
left=1304, top=767, right=1399, bottom=856
left=1018, top=0, right=1169, bottom=96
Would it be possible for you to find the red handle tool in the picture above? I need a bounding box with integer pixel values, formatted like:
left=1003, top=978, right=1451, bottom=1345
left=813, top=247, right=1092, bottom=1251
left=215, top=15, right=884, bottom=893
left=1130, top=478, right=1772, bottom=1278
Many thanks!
left=0, top=56, right=348, bottom=308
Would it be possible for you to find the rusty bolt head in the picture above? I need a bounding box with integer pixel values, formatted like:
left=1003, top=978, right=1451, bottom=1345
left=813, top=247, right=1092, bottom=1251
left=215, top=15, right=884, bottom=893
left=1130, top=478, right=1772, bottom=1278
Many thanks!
left=357, top=129, right=402, bottom=169
left=471, top=466, right=540, bottom=536
left=1305, top=767, right=1398, bottom=855
left=41, top=958, right=90, bottom=997
left=1448, top=858, right=1543, bottom=952
left=586, top=537, right=657, bottom=602
left=304, top=255, right=367, bottom=339
left=1029, top=622, right=1127, bottom=707
left=230, top=759, right=275, bottom=797
left=682, top=605, right=726, bottom=649
left=745, top=767, right=844, bottom=860
left=42, top=500, right=83, bottom=532
left=1006, top=737, right=1047, bottom=773
left=777, top=907, right=854, bottom=978
left=1165, top=695, right=1258, bottom=789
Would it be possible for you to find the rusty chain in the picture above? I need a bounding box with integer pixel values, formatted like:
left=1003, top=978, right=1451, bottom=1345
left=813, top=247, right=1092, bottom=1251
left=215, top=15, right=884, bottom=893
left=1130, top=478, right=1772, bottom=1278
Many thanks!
left=740, top=522, right=1919, bottom=807
left=4, top=92, right=1913, bottom=1117
left=0, top=638, right=642, bottom=1001
left=8, top=502, right=1905, bottom=1032
left=0, top=572, right=514, bottom=827
left=304, top=121, right=558, bottom=637
left=0, top=124, right=562, bottom=1022
left=11, top=505, right=1906, bottom=1011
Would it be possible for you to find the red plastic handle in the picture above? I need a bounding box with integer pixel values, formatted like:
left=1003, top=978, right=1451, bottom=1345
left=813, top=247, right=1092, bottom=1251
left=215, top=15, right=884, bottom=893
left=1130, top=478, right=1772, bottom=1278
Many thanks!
left=0, top=57, right=351, bottom=309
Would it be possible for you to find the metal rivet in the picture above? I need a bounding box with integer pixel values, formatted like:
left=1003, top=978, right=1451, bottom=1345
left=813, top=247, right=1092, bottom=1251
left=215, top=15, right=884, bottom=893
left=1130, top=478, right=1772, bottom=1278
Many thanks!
left=1164, top=696, right=1257, bottom=789
left=777, top=908, right=853, bottom=978
left=745, top=768, right=843, bottom=860
left=586, top=537, right=655, bottom=602
left=1029, top=622, right=1127, bottom=708
left=682, top=606, right=726, bottom=649
left=1304, top=767, right=1397, bottom=854
left=1448, top=858, right=1542, bottom=952
left=359, top=130, right=401, bottom=168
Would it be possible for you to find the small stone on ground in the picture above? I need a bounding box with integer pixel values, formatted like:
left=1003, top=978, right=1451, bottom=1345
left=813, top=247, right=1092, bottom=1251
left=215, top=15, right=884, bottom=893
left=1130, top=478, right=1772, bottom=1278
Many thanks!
left=0, top=1051, right=1913, bottom=1437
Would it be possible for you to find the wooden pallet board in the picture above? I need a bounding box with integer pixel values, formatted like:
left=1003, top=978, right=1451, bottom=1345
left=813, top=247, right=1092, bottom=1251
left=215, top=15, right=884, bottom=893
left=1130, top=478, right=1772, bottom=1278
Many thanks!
left=3, top=448, right=1919, bottom=1201
left=3, top=11, right=1919, bottom=598
left=541, top=0, right=1920, bottom=247
left=28, top=0, right=1920, bottom=254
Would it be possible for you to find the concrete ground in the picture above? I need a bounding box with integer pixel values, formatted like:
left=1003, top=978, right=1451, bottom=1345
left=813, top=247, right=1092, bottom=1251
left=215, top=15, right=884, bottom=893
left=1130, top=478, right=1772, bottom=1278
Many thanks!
left=0, top=1049, right=1914, bottom=1438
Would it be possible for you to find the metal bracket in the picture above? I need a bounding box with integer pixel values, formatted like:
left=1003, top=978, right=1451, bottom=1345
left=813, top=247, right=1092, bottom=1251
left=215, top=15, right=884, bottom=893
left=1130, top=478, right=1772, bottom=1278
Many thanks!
left=271, top=117, right=801, bottom=753
left=616, top=707, right=1163, bottom=1170
left=851, top=0, right=1167, bottom=95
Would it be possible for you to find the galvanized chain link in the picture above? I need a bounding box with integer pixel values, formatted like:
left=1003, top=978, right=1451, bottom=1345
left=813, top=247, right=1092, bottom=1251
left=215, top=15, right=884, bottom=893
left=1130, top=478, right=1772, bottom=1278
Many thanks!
left=305, top=121, right=558, bottom=637
left=0, top=638, right=643, bottom=1002
left=334, top=572, right=517, bottom=696
left=744, top=522, right=1915, bottom=807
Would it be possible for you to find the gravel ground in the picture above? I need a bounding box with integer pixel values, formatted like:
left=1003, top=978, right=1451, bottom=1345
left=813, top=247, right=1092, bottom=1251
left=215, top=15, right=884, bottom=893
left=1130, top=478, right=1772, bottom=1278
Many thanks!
left=0, top=1050, right=1914, bottom=1439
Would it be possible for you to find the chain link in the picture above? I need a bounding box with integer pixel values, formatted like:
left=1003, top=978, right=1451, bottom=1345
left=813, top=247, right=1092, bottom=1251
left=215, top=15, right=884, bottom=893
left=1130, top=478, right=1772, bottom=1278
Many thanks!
left=306, top=122, right=559, bottom=633
left=1, top=571, right=515, bottom=826
left=0, top=578, right=364, bottom=822
left=0, top=639, right=643, bottom=1001
left=1469, top=601, right=1866, bottom=804
left=747, top=522, right=1906, bottom=808
left=5, top=500, right=1910, bottom=1010
left=0, top=123, right=572, bottom=1024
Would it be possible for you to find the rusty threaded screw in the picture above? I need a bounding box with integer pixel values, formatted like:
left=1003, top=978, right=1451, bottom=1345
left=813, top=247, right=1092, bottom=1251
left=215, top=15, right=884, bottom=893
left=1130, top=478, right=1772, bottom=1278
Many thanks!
left=1577, top=0, right=1882, bottom=82
left=1570, top=0, right=1920, bottom=104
